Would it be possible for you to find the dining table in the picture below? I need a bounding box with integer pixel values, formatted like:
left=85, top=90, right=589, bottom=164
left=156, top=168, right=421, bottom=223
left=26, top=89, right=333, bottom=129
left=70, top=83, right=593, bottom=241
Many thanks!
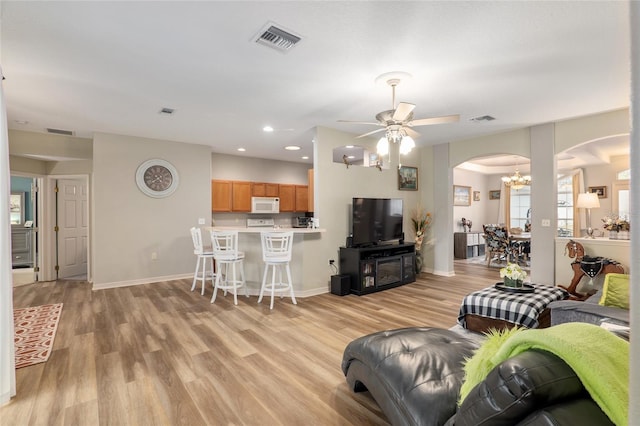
left=509, top=232, right=531, bottom=263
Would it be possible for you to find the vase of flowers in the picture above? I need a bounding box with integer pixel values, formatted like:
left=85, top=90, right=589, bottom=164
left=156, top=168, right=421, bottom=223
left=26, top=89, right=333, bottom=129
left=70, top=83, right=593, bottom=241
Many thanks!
left=602, top=214, right=630, bottom=240
left=500, top=262, right=527, bottom=288
left=411, top=205, right=432, bottom=273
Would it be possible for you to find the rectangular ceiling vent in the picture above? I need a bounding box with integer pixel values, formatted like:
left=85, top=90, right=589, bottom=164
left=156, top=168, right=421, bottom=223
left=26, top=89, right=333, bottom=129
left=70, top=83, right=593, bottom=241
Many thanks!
left=46, top=128, right=74, bottom=136
left=470, top=115, right=496, bottom=122
left=253, top=23, right=301, bottom=53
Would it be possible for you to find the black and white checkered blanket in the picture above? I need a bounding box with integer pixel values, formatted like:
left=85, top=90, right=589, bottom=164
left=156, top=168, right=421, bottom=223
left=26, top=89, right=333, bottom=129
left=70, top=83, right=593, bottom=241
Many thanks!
left=458, top=284, right=569, bottom=329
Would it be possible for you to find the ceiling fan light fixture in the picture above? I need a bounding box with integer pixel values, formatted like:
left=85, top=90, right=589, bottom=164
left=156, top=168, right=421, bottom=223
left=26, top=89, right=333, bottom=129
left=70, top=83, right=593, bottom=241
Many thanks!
left=377, top=137, right=390, bottom=156
left=399, top=136, right=415, bottom=155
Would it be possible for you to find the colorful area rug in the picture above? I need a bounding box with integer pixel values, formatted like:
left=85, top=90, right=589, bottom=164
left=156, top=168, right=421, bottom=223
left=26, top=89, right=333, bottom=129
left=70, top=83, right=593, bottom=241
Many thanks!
left=14, top=303, right=63, bottom=369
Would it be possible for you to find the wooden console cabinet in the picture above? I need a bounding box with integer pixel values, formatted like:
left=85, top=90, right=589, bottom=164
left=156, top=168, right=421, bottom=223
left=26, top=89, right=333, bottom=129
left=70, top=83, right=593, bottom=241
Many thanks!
left=339, top=243, right=416, bottom=295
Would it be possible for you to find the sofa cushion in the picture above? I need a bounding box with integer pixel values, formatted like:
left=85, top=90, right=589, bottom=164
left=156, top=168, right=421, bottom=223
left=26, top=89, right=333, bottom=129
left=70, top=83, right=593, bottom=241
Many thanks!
left=452, top=350, right=591, bottom=426
left=599, top=273, right=629, bottom=310
left=341, top=327, right=479, bottom=426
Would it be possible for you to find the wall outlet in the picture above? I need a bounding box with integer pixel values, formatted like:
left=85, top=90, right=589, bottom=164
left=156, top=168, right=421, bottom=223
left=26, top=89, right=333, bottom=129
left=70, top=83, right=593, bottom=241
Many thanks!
left=329, top=259, right=334, bottom=265
left=541, top=219, right=551, bottom=227
left=151, top=252, right=158, bottom=260
left=198, top=217, right=205, bottom=225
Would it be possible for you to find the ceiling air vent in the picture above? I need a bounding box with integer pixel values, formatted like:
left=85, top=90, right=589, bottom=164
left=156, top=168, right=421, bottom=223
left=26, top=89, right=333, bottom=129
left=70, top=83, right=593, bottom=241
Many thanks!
left=46, top=128, right=74, bottom=136
left=470, top=115, right=496, bottom=122
left=253, top=23, right=301, bottom=53
left=159, top=107, right=175, bottom=115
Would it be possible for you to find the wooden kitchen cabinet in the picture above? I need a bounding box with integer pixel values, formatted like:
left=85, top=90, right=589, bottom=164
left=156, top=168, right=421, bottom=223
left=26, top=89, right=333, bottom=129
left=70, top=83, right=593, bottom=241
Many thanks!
left=278, top=184, right=295, bottom=212
left=295, top=185, right=308, bottom=212
left=307, top=169, right=314, bottom=212
left=212, top=180, right=232, bottom=212
left=231, top=181, right=252, bottom=211
left=212, top=180, right=251, bottom=212
left=252, top=182, right=279, bottom=197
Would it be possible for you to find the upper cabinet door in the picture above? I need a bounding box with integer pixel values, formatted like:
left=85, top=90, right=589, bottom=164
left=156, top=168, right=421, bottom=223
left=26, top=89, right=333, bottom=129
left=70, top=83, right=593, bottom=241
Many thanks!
left=212, top=180, right=232, bottom=212
left=295, top=185, right=308, bottom=212
left=279, top=184, right=295, bottom=212
left=231, top=181, right=252, bottom=212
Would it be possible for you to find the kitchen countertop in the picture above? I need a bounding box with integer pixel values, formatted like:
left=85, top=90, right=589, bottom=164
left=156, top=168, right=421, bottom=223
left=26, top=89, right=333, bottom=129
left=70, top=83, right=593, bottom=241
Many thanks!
left=208, top=226, right=325, bottom=234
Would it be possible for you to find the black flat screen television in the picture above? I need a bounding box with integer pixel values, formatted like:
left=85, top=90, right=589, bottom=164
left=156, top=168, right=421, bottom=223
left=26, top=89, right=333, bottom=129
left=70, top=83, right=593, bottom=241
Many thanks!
left=352, top=198, right=403, bottom=247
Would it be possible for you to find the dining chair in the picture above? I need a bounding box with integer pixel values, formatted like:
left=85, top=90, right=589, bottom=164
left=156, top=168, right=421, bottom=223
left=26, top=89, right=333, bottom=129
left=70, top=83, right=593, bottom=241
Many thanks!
left=259, top=231, right=296, bottom=309
left=210, top=230, right=247, bottom=305
left=482, top=224, right=517, bottom=267
left=190, top=227, right=216, bottom=295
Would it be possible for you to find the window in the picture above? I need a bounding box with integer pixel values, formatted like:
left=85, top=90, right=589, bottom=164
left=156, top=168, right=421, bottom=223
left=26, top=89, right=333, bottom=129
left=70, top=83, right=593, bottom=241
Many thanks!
left=557, top=175, right=574, bottom=237
left=617, top=169, right=630, bottom=180
left=509, top=185, right=531, bottom=229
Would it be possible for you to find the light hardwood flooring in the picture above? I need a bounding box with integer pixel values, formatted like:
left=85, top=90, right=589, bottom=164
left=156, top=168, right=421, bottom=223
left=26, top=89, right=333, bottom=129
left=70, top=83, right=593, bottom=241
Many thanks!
left=3, top=260, right=499, bottom=425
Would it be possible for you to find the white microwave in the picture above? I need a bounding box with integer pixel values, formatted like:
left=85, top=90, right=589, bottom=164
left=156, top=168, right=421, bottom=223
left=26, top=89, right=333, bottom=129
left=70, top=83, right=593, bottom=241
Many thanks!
left=251, top=197, right=280, bottom=214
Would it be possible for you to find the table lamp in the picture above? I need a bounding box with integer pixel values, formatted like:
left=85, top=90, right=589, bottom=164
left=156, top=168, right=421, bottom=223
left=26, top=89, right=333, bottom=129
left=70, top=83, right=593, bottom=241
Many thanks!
left=576, top=192, right=600, bottom=238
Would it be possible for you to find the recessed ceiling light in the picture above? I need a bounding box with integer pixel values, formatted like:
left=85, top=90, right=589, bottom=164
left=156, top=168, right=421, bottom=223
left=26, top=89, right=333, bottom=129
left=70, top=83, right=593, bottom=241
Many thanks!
left=345, top=145, right=354, bottom=149
left=301, top=156, right=309, bottom=160
left=263, top=126, right=274, bottom=132
left=347, top=155, right=355, bottom=159
left=285, top=145, right=300, bottom=151
left=237, top=147, right=246, bottom=152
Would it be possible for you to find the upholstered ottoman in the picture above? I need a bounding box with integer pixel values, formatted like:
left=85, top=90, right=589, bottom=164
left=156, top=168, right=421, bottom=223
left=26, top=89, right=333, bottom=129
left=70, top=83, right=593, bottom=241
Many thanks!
left=341, top=327, right=480, bottom=426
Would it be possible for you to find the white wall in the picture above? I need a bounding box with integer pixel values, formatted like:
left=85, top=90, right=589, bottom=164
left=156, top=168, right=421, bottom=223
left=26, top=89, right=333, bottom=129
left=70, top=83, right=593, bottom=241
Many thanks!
left=452, top=168, right=491, bottom=233
left=92, top=133, right=211, bottom=287
left=211, top=153, right=309, bottom=183
left=582, top=154, right=630, bottom=220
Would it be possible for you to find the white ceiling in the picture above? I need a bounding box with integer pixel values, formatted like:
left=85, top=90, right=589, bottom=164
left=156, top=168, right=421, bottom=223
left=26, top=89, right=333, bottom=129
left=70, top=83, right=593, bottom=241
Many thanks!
left=1, top=1, right=631, bottom=166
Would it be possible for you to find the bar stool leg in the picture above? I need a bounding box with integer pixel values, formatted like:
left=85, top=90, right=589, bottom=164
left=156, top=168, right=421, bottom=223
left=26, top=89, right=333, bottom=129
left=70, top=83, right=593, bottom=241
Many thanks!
left=191, top=256, right=201, bottom=292
left=286, top=263, right=296, bottom=305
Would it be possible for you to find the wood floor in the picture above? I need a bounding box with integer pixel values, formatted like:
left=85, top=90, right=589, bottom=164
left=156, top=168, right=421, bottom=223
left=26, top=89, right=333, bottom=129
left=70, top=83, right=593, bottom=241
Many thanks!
left=3, top=260, right=499, bottom=425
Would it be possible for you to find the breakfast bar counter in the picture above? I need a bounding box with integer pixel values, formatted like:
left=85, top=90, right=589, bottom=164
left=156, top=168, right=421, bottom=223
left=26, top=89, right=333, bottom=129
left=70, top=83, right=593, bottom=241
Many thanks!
left=206, top=226, right=326, bottom=298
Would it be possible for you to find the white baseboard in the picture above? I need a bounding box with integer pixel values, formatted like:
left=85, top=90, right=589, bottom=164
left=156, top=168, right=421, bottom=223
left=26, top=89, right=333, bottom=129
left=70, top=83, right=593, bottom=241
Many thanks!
left=92, top=273, right=192, bottom=290
left=93, top=274, right=330, bottom=298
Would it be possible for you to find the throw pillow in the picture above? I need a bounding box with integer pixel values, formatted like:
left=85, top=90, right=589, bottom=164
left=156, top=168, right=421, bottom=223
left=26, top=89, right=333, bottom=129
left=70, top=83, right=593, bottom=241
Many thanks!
left=599, top=273, right=630, bottom=310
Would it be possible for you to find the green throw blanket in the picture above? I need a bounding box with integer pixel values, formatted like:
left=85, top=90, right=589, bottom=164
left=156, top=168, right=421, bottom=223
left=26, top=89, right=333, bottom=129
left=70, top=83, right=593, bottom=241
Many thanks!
left=459, top=323, right=629, bottom=426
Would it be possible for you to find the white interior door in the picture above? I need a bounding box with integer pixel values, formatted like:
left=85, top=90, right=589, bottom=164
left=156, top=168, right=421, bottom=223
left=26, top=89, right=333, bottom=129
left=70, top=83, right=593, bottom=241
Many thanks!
left=57, top=179, right=88, bottom=279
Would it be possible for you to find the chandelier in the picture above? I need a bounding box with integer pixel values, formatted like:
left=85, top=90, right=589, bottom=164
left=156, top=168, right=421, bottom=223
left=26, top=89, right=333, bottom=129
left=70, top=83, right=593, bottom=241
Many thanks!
left=376, top=126, right=415, bottom=156
left=501, top=169, right=531, bottom=190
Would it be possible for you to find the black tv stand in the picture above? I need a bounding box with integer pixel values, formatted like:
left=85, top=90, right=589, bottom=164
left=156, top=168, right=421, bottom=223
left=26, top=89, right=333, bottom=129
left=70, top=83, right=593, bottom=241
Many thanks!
left=339, top=243, right=416, bottom=295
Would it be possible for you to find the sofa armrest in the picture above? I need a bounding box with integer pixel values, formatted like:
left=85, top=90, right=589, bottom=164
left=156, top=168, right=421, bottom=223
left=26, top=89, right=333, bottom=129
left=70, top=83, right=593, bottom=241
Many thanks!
left=548, top=300, right=629, bottom=327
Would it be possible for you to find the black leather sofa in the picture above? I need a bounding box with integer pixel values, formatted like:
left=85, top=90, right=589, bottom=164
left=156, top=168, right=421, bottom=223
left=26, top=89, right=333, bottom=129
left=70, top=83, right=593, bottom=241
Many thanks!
left=341, top=327, right=613, bottom=425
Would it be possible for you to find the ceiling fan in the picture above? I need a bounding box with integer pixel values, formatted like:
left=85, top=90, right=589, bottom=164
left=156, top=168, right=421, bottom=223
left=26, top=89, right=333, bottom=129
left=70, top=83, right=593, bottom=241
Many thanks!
left=338, top=75, right=459, bottom=154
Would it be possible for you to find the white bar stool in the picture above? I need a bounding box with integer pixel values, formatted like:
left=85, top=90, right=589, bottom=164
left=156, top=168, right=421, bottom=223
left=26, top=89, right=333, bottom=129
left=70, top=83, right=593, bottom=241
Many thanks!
left=190, top=227, right=216, bottom=295
left=210, top=230, right=247, bottom=305
left=259, top=231, right=296, bottom=309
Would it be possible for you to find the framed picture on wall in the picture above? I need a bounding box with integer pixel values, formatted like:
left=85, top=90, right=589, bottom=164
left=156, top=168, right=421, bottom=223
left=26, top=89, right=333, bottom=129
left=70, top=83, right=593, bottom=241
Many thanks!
left=588, top=185, right=607, bottom=198
left=398, top=166, right=418, bottom=190
left=473, top=191, right=480, bottom=201
left=453, top=185, right=471, bottom=206
left=489, top=189, right=501, bottom=200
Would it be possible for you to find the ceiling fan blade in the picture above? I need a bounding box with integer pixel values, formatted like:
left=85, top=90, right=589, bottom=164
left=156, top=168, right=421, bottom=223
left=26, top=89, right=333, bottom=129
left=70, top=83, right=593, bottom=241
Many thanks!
left=337, top=119, right=383, bottom=126
left=408, top=114, right=460, bottom=127
left=392, top=102, right=416, bottom=121
left=403, top=127, right=421, bottom=139
left=356, top=128, right=386, bottom=138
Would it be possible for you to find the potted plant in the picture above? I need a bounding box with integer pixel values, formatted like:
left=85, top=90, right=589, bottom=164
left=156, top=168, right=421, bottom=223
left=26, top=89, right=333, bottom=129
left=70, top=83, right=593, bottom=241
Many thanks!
left=411, top=205, right=432, bottom=273
left=500, top=262, right=527, bottom=288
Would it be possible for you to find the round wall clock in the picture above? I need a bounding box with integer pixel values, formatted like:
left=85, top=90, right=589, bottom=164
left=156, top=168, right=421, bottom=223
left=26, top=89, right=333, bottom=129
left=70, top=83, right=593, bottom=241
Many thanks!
left=135, top=159, right=179, bottom=198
